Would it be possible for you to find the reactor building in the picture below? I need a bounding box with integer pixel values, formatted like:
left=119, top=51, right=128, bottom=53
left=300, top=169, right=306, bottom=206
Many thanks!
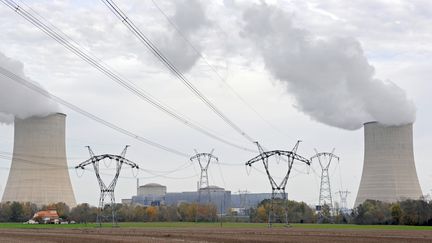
left=1, top=113, right=76, bottom=207
left=124, top=182, right=272, bottom=214
left=355, top=122, right=423, bottom=206
left=132, top=183, right=167, bottom=206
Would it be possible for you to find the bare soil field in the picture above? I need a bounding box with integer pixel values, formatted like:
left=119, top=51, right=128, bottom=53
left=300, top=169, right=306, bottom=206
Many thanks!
left=1, top=227, right=432, bottom=243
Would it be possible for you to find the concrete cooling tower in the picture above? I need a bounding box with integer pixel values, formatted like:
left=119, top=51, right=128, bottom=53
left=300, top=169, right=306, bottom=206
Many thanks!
left=355, top=122, right=422, bottom=206
left=1, top=113, right=76, bottom=207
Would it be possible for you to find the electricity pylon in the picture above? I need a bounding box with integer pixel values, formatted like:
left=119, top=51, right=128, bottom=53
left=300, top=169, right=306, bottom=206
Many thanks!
left=238, top=190, right=250, bottom=216
left=238, top=190, right=249, bottom=209
left=75, top=146, right=139, bottom=227
left=310, top=149, right=339, bottom=219
left=190, top=149, right=218, bottom=204
left=336, top=190, right=350, bottom=213
left=245, top=141, right=310, bottom=227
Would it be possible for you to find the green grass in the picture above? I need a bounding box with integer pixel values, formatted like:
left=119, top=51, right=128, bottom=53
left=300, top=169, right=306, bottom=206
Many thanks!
left=0, top=222, right=271, bottom=229
left=0, top=222, right=94, bottom=229
left=291, top=223, right=432, bottom=230
left=0, top=222, right=430, bottom=230
left=119, top=222, right=272, bottom=228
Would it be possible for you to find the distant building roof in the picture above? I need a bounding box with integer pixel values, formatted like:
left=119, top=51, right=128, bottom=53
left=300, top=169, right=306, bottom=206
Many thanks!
left=33, top=210, right=59, bottom=220
left=141, top=183, right=166, bottom=187
left=200, top=185, right=224, bottom=191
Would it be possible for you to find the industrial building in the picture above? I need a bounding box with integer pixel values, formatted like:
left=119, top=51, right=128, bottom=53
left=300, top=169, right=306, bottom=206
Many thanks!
left=129, top=184, right=231, bottom=213
left=125, top=182, right=271, bottom=214
left=355, top=122, right=423, bottom=206
left=1, top=113, right=76, bottom=207
left=166, top=186, right=231, bottom=213
left=132, top=183, right=167, bottom=206
left=230, top=193, right=272, bottom=208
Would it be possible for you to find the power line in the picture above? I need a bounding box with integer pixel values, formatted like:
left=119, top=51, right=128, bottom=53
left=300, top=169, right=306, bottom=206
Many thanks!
left=0, top=151, right=195, bottom=178
left=101, top=0, right=256, bottom=144
left=139, top=161, right=192, bottom=176
left=136, top=173, right=199, bottom=180
left=0, top=150, right=87, bottom=160
left=0, top=66, right=190, bottom=158
left=310, top=149, right=340, bottom=221
left=218, top=161, right=243, bottom=167
left=150, top=0, right=299, bottom=144
left=76, top=146, right=139, bottom=226
left=0, top=153, right=75, bottom=170
left=0, top=0, right=256, bottom=153
left=245, top=141, right=311, bottom=227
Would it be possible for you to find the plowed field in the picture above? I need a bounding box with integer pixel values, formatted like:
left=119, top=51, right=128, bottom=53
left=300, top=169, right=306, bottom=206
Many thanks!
left=1, top=227, right=432, bottom=243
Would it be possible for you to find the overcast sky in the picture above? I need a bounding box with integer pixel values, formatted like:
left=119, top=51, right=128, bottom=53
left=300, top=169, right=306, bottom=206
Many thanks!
left=0, top=0, right=431, bottom=208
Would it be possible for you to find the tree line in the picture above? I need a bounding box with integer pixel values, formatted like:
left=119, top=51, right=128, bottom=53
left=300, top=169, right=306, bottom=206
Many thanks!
left=0, top=201, right=218, bottom=223
left=247, top=199, right=315, bottom=223
left=1, top=198, right=432, bottom=225
left=0, top=201, right=68, bottom=222
left=352, top=199, right=432, bottom=225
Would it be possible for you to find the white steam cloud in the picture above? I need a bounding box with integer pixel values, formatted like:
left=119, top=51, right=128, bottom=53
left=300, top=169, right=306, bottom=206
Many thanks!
left=240, top=3, right=416, bottom=130
left=0, top=52, right=60, bottom=124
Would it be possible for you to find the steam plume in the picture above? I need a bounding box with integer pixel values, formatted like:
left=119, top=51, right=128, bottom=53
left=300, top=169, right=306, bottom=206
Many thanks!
left=0, top=52, right=60, bottom=124
left=241, top=3, right=415, bottom=130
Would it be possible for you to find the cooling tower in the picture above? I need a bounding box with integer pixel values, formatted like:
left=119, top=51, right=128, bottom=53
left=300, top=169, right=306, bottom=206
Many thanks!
left=1, top=113, right=76, bottom=207
left=354, top=122, right=422, bottom=206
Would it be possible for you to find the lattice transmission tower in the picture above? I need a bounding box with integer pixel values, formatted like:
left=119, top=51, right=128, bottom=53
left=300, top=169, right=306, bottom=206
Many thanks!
left=310, top=149, right=339, bottom=214
left=190, top=149, right=218, bottom=204
left=245, top=141, right=310, bottom=227
left=336, top=190, right=351, bottom=213
left=238, top=190, right=250, bottom=216
left=238, top=190, right=249, bottom=209
left=75, top=146, right=139, bottom=227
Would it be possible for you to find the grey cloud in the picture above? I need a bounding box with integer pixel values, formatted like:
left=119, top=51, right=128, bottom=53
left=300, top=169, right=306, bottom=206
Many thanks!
left=157, top=0, right=210, bottom=73
left=172, top=0, right=209, bottom=34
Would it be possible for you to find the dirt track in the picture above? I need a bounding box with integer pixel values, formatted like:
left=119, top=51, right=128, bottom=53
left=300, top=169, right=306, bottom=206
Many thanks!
left=1, top=227, right=432, bottom=243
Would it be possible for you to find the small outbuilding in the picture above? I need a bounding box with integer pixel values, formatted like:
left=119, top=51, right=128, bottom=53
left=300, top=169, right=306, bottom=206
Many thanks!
left=32, top=209, right=60, bottom=224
